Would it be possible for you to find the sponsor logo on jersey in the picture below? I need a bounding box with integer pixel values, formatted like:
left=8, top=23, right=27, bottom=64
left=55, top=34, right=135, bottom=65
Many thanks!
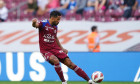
left=45, top=26, right=54, bottom=30
left=43, top=34, right=55, bottom=43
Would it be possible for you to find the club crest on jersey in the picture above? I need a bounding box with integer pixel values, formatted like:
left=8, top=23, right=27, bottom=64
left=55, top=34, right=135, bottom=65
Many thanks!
left=59, top=50, right=63, bottom=53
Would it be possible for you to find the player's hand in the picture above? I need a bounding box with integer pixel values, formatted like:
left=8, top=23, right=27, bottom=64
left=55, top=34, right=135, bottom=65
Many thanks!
left=32, top=18, right=38, bottom=28
left=62, top=48, right=68, bottom=54
left=32, top=18, right=38, bottom=23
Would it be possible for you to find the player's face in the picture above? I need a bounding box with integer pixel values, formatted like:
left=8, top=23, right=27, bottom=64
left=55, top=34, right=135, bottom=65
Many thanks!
left=52, top=16, right=61, bottom=26
left=96, top=29, right=98, bottom=33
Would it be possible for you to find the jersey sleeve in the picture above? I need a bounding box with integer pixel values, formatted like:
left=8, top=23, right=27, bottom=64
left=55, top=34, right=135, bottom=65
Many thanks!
left=39, top=21, right=43, bottom=28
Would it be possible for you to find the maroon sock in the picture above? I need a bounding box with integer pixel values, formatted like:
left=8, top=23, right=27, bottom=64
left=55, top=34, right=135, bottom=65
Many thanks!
left=73, top=65, right=90, bottom=81
left=54, top=63, right=65, bottom=82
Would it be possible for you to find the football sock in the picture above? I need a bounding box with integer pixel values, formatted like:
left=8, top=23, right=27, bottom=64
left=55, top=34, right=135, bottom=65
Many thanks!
left=73, top=65, right=90, bottom=81
left=54, top=63, right=65, bottom=82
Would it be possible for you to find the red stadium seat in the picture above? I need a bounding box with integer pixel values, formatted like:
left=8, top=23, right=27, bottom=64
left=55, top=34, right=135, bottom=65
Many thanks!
left=20, top=5, right=28, bottom=11
left=128, top=17, right=137, bottom=21
left=65, top=10, right=76, bottom=20
left=95, top=16, right=103, bottom=22
left=83, top=10, right=94, bottom=20
left=66, top=10, right=76, bottom=17
left=118, top=17, right=127, bottom=21
left=134, top=9, right=140, bottom=17
left=95, top=10, right=104, bottom=17
left=6, top=4, right=12, bottom=9
left=105, top=16, right=116, bottom=22
left=84, top=14, right=91, bottom=20
left=27, top=12, right=34, bottom=21
left=65, top=14, right=71, bottom=20
left=114, top=9, right=124, bottom=17
left=131, top=10, right=135, bottom=17
left=75, top=14, right=82, bottom=20
left=20, top=11, right=28, bottom=21
left=105, top=9, right=115, bottom=17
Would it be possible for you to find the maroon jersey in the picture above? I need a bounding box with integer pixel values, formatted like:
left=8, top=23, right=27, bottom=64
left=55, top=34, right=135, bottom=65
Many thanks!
left=38, top=20, right=61, bottom=53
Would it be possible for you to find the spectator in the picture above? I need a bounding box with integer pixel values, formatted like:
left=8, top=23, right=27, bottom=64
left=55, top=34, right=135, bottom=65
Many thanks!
left=87, top=26, right=100, bottom=52
left=57, top=0, right=77, bottom=16
left=95, top=0, right=107, bottom=11
left=108, top=0, right=119, bottom=10
left=60, top=0, right=70, bottom=6
left=137, top=0, right=140, bottom=8
left=0, top=0, right=8, bottom=22
left=46, top=0, right=60, bottom=12
left=68, top=0, right=77, bottom=10
left=74, top=0, right=87, bottom=15
left=84, top=0, right=96, bottom=12
left=26, top=0, right=38, bottom=15
left=37, top=0, right=48, bottom=15
left=122, top=0, right=138, bottom=18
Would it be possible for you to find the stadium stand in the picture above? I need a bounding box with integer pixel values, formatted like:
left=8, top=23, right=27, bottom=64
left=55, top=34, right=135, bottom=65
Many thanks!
left=2, top=0, right=140, bottom=22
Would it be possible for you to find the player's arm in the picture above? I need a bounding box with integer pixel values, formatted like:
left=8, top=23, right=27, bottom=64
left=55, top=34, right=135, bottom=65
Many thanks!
left=56, top=36, right=68, bottom=54
left=32, top=18, right=39, bottom=28
left=133, top=0, right=138, bottom=10
left=93, top=42, right=99, bottom=50
left=92, top=36, right=100, bottom=51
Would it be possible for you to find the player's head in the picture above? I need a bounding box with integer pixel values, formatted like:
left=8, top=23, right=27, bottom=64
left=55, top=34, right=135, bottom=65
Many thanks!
left=50, top=11, right=62, bottom=26
left=91, top=26, right=98, bottom=32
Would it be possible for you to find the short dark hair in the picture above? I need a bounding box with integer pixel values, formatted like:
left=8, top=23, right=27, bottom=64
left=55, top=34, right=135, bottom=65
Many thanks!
left=50, top=11, right=62, bottom=18
left=91, top=26, right=97, bottom=32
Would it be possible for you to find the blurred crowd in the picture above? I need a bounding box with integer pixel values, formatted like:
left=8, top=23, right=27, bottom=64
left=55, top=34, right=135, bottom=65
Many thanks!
left=0, top=0, right=140, bottom=22
left=0, top=0, right=8, bottom=22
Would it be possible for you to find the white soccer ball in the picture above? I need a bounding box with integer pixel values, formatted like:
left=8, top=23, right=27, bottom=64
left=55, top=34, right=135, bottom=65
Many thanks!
left=91, top=71, right=104, bottom=83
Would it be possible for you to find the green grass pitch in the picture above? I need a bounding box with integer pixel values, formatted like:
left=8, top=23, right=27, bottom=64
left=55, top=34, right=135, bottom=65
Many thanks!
left=0, top=81, right=140, bottom=84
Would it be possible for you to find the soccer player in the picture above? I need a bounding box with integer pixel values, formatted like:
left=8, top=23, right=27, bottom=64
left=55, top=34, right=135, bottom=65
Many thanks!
left=32, top=11, right=95, bottom=84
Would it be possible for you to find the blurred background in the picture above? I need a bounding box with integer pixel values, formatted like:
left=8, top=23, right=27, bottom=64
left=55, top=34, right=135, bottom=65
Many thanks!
left=1, top=0, right=140, bottom=22
left=0, top=0, right=140, bottom=83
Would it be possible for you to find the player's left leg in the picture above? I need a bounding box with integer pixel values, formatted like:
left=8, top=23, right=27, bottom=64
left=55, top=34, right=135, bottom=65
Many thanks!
left=62, top=58, right=93, bottom=83
left=42, top=52, right=66, bottom=83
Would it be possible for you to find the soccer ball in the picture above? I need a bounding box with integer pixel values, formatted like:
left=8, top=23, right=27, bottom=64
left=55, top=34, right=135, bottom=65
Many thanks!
left=91, top=71, right=104, bottom=83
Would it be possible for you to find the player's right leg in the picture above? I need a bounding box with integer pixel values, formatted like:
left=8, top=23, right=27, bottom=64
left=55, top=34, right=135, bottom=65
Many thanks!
left=42, top=52, right=66, bottom=82
left=62, top=58, right=95, bottom=84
